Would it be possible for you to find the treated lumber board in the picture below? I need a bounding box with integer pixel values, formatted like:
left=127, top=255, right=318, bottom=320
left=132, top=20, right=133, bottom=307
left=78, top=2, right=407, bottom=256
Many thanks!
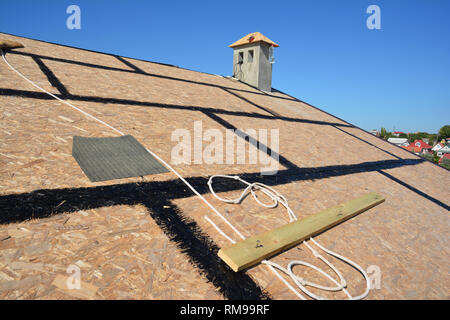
left=0, top=39, right=24, bottom=50
left=218, top=192, right=385, bottom=272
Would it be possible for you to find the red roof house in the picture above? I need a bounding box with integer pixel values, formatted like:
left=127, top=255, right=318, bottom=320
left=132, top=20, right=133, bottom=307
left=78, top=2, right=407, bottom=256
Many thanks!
left=402, top=139, right=432, bottom=154
left=439, top=153, right=450, bottom=164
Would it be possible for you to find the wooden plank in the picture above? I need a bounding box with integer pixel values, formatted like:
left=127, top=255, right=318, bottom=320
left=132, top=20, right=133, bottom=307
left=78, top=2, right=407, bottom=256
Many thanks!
left=218, top=192, right=385, bottom=272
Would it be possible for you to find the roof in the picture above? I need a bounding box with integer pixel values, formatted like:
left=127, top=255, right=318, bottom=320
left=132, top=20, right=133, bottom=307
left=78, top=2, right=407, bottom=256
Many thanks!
left=403, top=139, right=432, bottom=153
left=229, top=32, right=279, bottom=48
left=0, top=33, right=449, bottom=300
left=387, top=137, right=408, bottom=144
left=432, top=143, right=444, bottom=151
left=439, top=153, right=450, bottom=163
left=438, top=144, right=450, bottom=153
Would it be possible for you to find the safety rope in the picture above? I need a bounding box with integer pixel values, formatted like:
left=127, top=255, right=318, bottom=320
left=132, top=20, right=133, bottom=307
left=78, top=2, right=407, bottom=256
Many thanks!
left=1, top=49, right=370, bottom=300
left=206, top=176, right=371, bottom=300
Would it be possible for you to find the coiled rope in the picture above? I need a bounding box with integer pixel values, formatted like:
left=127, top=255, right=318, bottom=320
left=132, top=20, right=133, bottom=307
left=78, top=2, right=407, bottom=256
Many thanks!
left=207, top=175, right=371, bottom=300
left=1, top=49, right=370, bottom=299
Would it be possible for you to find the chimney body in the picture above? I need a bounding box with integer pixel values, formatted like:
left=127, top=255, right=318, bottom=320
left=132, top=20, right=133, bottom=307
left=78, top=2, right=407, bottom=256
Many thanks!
left=229, top=32, right=278, bottom=92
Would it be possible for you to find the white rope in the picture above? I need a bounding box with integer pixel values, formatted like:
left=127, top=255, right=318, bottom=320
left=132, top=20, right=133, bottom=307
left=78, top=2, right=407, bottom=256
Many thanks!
left=203, top=216, right=236, bottom=244
left=1, top=49, right=370, bottom=300
left=264, top=262, right=307, bottom=300
left=207, top=174, right=371, bottom=300
left=308, top=237, right=371, bottom=300
left=207, top=175, right=297, bottom=222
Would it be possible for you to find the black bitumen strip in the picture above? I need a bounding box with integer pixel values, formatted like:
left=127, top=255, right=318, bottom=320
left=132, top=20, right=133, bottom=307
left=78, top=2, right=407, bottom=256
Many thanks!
left=114, top=55, right=146, bottom=74
left=202, top=111, right=298, bottom=169
left=377, top=170, right=450, bottom=211
left=139, top=192, right=271, bottom=300
left=0, top=180, right=270, bottom=300
left=332, top=125, right=403, bottom=160
left=0, top=87, right=353, bottom=127
left=222, top=87, right=282, bottom=117
left=0, top=159, right=428, bottom=225
left=31, top=56, right=70, bottom=97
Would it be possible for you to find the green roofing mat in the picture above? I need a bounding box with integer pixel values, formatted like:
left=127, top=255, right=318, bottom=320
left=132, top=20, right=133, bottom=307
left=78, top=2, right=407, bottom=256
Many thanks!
left=72, top=135, right=168, bottom=182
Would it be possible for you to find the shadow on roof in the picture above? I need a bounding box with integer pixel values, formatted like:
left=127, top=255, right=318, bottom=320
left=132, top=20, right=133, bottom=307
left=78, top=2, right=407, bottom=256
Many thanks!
left=6, top=50, right=296, bottom=102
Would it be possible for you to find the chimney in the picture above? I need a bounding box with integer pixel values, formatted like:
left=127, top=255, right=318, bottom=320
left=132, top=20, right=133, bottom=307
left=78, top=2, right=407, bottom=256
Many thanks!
left=229, top=32, right=278, bottom=92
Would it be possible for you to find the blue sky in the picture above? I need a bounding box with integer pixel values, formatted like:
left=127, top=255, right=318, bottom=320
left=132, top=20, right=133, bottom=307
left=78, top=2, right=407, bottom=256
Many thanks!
left=1, top=0, right=449, bottom=133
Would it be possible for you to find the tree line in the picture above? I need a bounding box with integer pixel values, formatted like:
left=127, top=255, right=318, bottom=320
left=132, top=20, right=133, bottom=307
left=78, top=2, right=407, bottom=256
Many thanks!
left=379, top=125, right=450, bottom=145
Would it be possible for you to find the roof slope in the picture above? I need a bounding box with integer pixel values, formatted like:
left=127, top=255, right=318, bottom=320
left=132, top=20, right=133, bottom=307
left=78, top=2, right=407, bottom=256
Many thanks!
left=0, top=33, right=449, bottom=300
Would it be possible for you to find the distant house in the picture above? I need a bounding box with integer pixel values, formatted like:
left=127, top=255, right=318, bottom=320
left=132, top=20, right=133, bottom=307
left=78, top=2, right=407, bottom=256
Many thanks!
left=370, top=129, right=379, bottom=136
left=438, top=153, right=450, bottom=164
left=387, top=137, right=409, bottom=147
left=437, top=144, right=450, bottom=157
left=392, top=131, right=405, bottom=137
left=432, top=143, right=444, bottom=153
left=403, top=139, right=432, bottom=154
